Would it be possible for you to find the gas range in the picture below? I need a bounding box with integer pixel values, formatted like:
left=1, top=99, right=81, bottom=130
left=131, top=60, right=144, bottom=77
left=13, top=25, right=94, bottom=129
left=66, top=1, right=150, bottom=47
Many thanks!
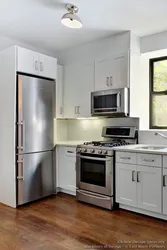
left=76, top=126, right=138, bottom=210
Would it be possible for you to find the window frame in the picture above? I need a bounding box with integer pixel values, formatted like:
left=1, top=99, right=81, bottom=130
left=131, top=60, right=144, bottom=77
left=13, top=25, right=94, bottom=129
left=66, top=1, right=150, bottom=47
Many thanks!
left=149, top=56, right=167, bottom=129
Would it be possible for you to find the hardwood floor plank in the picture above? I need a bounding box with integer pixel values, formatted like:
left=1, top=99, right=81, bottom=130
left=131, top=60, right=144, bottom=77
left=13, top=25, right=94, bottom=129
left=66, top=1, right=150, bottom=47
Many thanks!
left=0, top=193, right=166, bottom=250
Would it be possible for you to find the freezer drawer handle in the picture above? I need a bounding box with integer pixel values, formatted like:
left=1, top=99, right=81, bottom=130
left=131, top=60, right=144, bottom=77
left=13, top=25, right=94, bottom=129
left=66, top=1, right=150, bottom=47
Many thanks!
left=77, top=189, right=111, bottom=200
left=17, top=160, right=24, bottom=181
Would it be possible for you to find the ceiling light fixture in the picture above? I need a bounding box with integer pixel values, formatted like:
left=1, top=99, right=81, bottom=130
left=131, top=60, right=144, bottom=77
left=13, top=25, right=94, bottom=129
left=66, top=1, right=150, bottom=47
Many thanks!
left=61, top=3, right=82, bottom=29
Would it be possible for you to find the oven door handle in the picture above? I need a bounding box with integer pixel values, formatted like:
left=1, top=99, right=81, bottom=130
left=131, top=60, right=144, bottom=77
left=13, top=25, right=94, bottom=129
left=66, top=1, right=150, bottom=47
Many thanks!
left=76, top=189, right=111, bottom=200
left=78, top=155, right=112, bottom=161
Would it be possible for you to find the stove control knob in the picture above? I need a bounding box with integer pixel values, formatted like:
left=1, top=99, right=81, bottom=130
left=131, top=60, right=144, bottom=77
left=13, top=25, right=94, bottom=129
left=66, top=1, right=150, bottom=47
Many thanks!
left=98, top=150, right=102, bottom=154
left=90, top=149, right=95, bottom=153
left=82, top=148, right=87, bottom=153
left=103, top=150, right=108, bottom=155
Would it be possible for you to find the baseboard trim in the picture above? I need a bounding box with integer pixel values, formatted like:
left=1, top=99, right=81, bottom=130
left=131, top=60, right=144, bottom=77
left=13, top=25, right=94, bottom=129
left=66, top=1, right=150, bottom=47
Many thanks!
left=120, top=204, right=167, bottom=221
left=56, top=187, right=76, bottom=196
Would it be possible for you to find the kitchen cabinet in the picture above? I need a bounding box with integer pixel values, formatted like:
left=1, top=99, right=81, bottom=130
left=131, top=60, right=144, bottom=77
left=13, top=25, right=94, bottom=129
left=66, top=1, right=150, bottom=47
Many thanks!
left=137, top=165, right=161, bottom=213
left=64, top=62, right=94, bottom=118
left=56, top=65, right=64, bottom=118
left=17, top=47, right=57, bottom=79
left=116, top=163, right=137, bottom=207
left=95, top=53, right=129, bottom=91
left=57, top=146, right=76, bottom=194
left=163, top=168, right=167, bottom=215
left=116, top=151, right=162, bottom=214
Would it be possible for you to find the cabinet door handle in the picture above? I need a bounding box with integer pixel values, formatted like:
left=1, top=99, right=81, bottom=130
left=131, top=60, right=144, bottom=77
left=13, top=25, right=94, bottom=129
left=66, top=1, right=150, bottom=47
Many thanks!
left=110, top=76, right=113, bottom=86
left=143, top=159, right=154, bottom=163
left=120, top=157, right=130, bottom=160
left=75, top=106, right=77, bottom=114
left=60, top=107, right=63, bottom=114
left=106, top=77, right=109, bottom=86
left=137, top=171, right=140, bottom=183
left=35, top=61, right=38, bottom=71
left=163, top=175, right=167, bottom=187
left=67, top=151, right=74, bottom=154
left=132, top=170, right=135, bottom=182
left=78, top=106, right=80, bottom=114
left=40, top=62, right=43, bottom=71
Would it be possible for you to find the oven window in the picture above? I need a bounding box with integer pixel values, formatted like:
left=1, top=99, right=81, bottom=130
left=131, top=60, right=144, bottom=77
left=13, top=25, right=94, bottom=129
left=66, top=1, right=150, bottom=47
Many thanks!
left=81, top=158, right=106, bottom=187
left=94, top=94, right=117, bottom=109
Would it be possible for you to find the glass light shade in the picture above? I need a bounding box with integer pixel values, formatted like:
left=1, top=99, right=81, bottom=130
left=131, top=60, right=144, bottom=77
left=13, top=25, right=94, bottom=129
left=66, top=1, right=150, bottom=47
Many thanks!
left=61, top=13, right=82, bottom=29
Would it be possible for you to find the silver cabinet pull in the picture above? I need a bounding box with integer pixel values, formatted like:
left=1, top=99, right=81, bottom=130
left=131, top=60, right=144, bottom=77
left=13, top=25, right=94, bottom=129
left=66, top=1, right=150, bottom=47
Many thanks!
left=120, top=157, right=131, bottom=160
left=67, top=151, right=74, bottom=154
left=137, top=171, right=140, bottom=182
left=163, top=175, right=167, bottom=187
left=143, top=159, right=154, bottom=163
left=106, top=77, right=110, bottom=86
left=78, top=106, right=80, bottom=114
left=60, top=107, right=63, bottom=114
left=132, top=170, right=135, bottom=182
left=110, top=76, right=113, bottom=86
left=40, top=62, right=43, bottom=71
left=35, top=60, right=38, bottom=71
left=74, top=106, right=77, bottom=114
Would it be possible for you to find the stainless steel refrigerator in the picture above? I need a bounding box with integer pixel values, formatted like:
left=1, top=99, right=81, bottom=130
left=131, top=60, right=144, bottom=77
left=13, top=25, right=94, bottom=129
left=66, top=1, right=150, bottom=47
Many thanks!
left=16, top=74, right=55, bottom=205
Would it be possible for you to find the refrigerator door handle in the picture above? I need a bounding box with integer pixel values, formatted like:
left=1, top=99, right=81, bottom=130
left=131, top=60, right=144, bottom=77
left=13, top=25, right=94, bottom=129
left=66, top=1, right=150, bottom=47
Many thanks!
left=17, top=121, right=24, bottom=150
left=17, top=159, right=24, bottom=181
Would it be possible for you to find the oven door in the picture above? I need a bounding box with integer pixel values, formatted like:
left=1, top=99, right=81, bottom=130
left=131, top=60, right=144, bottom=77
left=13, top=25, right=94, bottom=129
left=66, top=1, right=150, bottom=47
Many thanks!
left=76, top=154, right=113, bottom=196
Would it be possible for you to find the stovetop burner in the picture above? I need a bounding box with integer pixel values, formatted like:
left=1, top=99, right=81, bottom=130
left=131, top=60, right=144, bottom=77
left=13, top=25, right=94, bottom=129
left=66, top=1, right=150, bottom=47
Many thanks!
left=83, top=140, right=130, bottom=147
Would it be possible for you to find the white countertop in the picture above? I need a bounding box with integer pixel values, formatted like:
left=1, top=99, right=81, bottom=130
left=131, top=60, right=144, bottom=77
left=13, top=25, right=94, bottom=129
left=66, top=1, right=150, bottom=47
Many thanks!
left=114, top=144, right=167, bottom=155
left=56, top=141, right=85, bottom=147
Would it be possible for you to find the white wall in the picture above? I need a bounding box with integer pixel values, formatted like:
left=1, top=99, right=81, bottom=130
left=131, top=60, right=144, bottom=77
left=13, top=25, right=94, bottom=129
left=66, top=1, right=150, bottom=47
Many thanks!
left=55, top=117, right=139, bottom=142
left=58, top=31, right=131, bottom=65
left=139, top=130, right=167, bottom=145
left=141, top=31, right=167, bottom=53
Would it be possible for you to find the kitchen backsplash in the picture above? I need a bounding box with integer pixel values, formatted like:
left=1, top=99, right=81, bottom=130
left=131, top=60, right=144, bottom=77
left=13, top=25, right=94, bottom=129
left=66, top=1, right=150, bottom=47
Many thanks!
left=55, top=117, right=139, bottom=143
left=139, top=130, right=167, bottom=145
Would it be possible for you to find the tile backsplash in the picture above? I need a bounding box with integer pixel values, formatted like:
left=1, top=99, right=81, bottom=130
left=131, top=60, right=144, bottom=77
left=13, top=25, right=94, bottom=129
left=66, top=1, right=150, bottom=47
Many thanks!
left=55, top=117, right=139, bottom=143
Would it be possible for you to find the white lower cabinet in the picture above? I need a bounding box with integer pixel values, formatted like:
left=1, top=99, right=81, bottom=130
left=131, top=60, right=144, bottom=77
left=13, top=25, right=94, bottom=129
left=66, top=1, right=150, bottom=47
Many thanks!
left=57, top=146, right=76, bottom=194
left=163, top=168, right=167, bottom=215
left=137, top=166, right=161, bottom=213
left=116, top=163, right=137, bottom=206
left=116, top=152, right=162, bottom=214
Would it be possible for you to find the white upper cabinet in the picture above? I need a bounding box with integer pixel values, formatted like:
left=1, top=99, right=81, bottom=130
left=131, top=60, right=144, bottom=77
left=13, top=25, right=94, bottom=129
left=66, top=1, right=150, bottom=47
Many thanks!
left=38, top=53, right=57, bottom=79
left=64, top=62, right=94, bottom=118
left=56, top=65, right=64, bottom=118
left=116, top=163, right=137, bottom=207
left=163, top=168, right=167, bottom=215
left=137, top=165, right=162, bottom=213
left=17, top=47, right=39, bottom=75
left=95, top=53, right=129, bottom=91
left=17, top=47, right=57, bottom=79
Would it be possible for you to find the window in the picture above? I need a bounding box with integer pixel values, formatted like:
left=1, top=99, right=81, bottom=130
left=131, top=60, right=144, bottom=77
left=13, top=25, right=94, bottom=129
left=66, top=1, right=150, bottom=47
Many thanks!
left=150, top=57, right=167, bottom=129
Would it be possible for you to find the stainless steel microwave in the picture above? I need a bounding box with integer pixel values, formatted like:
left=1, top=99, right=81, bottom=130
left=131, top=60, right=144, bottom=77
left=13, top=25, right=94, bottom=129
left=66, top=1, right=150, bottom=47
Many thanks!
left=91, top=88, right=129, bottom=116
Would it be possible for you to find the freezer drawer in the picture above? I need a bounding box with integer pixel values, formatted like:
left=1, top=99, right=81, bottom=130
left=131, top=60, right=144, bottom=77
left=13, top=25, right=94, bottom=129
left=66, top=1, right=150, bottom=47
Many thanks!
left=17, top=151, right=53, bottom=205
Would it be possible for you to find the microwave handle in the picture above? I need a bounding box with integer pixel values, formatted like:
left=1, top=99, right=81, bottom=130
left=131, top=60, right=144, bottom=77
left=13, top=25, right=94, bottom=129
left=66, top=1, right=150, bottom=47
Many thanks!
left=117, top=92, right=121, bottom=107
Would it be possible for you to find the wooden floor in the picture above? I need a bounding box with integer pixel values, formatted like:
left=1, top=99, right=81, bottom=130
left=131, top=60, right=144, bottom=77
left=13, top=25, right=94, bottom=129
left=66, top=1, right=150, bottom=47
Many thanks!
left=0, top=193, right=167, bottom=250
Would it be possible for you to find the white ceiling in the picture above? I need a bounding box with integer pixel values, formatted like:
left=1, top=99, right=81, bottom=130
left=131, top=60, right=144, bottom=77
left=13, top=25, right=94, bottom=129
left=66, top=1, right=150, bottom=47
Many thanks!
left=0, top=0, right=167, bottom=53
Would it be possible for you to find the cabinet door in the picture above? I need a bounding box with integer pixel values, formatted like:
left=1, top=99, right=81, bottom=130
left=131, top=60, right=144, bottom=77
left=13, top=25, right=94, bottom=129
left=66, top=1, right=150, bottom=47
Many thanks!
left=95, top=59, right=113, bottom=91
left=58, top=147, right=76, bottom=193
left=113, top=54, right=129, bottom=88
left=39, top=54, right=57, bottom=79
left=137, top=166, right=161, bottom=213
left=77, top=62, right=94, bottom=117
left=116, top=163, right=137, bottom=206
left=17, top=47, right=39, bottom=75
left=163, top=168, right=167, bottom=215
left=56, top=65, right=64, bottom=118
left=64, top=64, right=79, bottom=118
